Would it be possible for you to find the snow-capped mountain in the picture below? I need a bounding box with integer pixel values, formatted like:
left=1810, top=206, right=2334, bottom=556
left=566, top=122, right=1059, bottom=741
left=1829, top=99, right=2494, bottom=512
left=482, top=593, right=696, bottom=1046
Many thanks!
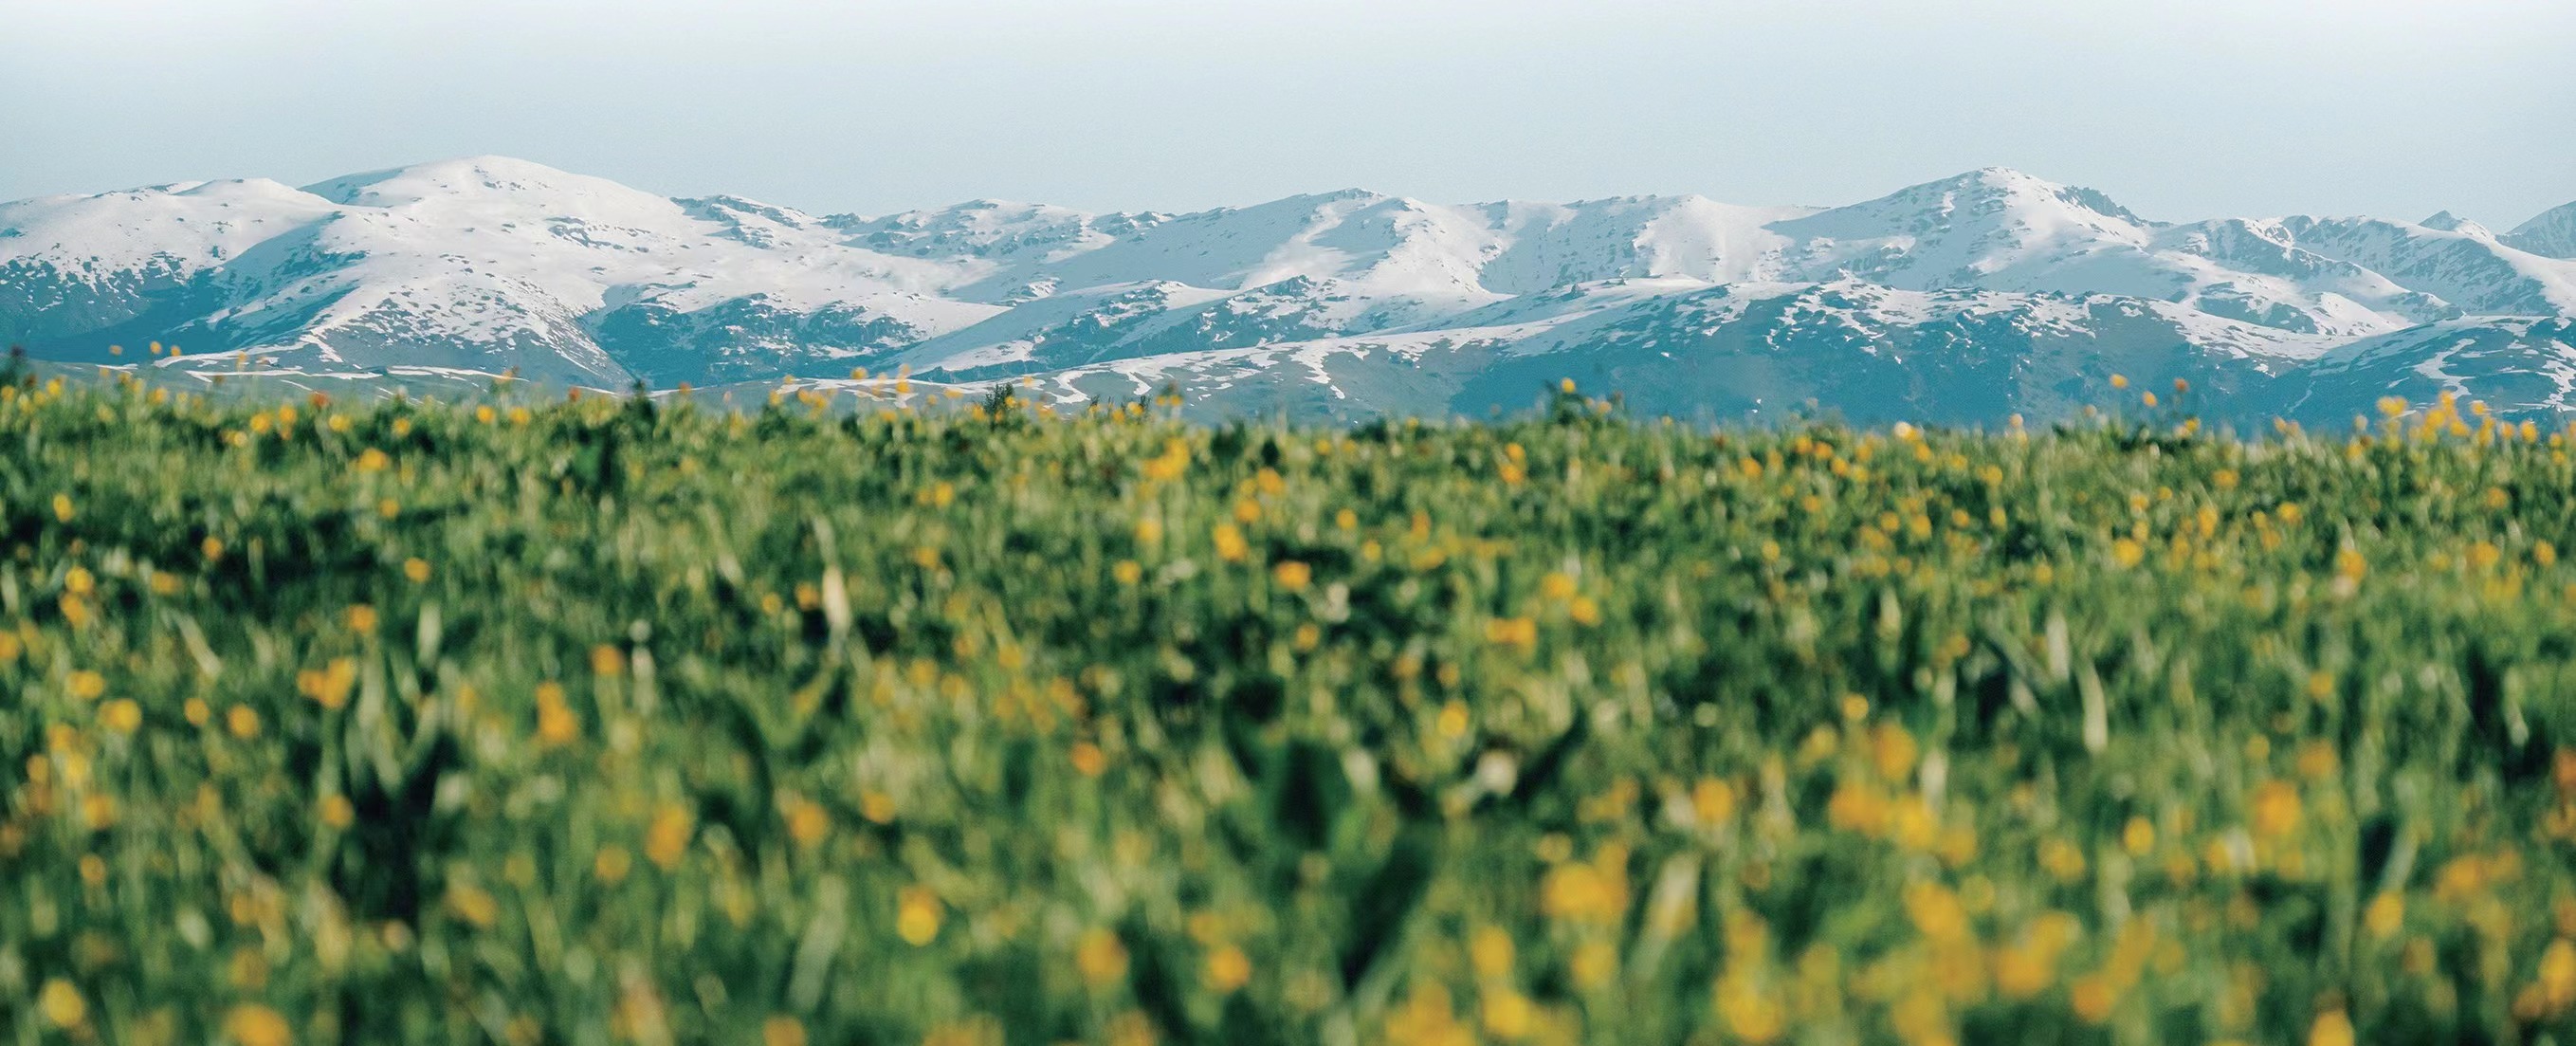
left=2508, top=202, right=2576, bottom=261
left=4, top=156, right=2571, bottom=424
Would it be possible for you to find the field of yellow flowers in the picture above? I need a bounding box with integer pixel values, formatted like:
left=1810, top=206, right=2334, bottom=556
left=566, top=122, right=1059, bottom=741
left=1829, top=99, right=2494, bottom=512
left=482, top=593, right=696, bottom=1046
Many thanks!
left=5, top=369, right=2576, bottom=1046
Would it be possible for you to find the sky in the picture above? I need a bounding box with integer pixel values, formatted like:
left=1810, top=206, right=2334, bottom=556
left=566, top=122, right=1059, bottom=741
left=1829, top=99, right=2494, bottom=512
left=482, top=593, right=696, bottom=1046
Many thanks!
left=4, top=0, right=2572, bottom=227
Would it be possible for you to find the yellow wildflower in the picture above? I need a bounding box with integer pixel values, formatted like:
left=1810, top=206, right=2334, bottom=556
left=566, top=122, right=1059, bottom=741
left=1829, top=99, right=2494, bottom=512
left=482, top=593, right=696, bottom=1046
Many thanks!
left=1213, top=523, right=1250, bottom=562
left=1539, top=848, right=1630, bottom=925
left=447, top=881, right=500, bottom=928
left=1271, top=560, right=1311, bottom=591
left=1140, top=441, right=1188, bottom=482
left=1569, top=940, right=1617, bottom=990
left=2250, top=780, right=2301, bottom=838
left=1568, top=596, right=1601, bottom=626
left=2467, top=541, right=2503, bottom=571
left=2308, top=1009, right=2353, bottom=1046
left=1070, top=742, right=1108, bottom=777
left=1692, top=777, right=1738, bottom=827
left=1540, top=572, right=1577, bottom=601
left=1904, top=881, right=1971, bottom=943
left=2110, top=538, right=2145, bottom=569
left=1714, top=977, right=1785, bottom=1043
left=38, top=979, right=86, bottom=1028
left=223, top=1003, right=293, bottom=1046
left=2534, top=937, right=2576, bottom=1011
left=1470, top=926, right=1516, bottom=980
left=784, top=798, right=831, bottom=848
left=1827, top=781, right=1890, bottom=836
left=1994, top=945, right=2053, bottom=1000
left=1202, top=944, right=1251, bottom=994
left=1383, top=984, right=1470, bottom=1045
left=2069, top=975, right=2116, bottom=1023
left=1480, top=988, right=1534, bottom=1040
left=2364, top=892, right=2403, bottom=939
left=896, top=886, right=942, bottom=945
left=1871, top=722, right=1920, bottom=780
left=589, top=845, right=632, bottom=885
left=1076, top=927, right=1130, bottom=987
left=536, top=682, right=580, bottom=747
left=645, top=803, right=694, bottom=869
left=299, top=658, right=358, bottom=710
left=2038, top=837, right=2087, bottom=883
left=2122, top=817, right=2155, bottom=856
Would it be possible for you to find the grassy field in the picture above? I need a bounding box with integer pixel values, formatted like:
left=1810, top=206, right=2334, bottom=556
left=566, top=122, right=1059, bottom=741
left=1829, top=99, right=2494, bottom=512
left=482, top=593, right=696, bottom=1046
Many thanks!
left=5, top=368, right=2575, bottom=1046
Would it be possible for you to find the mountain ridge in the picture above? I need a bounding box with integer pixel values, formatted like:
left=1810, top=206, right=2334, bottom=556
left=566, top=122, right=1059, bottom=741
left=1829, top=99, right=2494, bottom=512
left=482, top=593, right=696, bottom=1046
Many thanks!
left=5, top=156, right=2572, bottom=423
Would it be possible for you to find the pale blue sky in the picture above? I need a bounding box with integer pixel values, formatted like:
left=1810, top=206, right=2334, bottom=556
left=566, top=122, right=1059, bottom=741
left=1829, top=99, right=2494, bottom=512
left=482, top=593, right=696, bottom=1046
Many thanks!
left=4, top=0, right=2571, bottom=226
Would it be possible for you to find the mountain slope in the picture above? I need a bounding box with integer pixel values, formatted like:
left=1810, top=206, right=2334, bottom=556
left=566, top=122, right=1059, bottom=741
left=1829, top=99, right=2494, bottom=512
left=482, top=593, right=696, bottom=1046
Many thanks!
left=2508, top=201, right=2576, bottom=260
left=4, top=157, right=2571, bottom=423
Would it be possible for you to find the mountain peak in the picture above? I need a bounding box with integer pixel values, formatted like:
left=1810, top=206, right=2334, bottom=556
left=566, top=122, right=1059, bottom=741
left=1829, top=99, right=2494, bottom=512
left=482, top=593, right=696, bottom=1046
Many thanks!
left=2419, top=211, right=2496, bottom=239
left=1891, top=168, right=2148, bottom=225
left=300, top=155, right=610, bottom=207
left=1967, top=165, right=2049, bottom=185
left=1912, top=167, right=2058, bottom=193
left=2506, top=200, right=2576, bottom=259
left=1784, top=166, right=2149, bottom=242
left=1259, top=188, right=1387, bottom=210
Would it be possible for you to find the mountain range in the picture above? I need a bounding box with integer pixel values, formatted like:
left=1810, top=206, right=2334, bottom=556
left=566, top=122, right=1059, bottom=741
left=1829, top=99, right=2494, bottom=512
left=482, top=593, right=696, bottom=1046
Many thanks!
left=5, top=156, right=2572, bottom=425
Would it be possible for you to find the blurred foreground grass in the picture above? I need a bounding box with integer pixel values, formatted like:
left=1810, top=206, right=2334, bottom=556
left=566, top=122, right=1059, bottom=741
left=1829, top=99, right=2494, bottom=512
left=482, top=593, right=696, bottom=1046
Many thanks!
left=4, top=371, right=2576, bottom=1046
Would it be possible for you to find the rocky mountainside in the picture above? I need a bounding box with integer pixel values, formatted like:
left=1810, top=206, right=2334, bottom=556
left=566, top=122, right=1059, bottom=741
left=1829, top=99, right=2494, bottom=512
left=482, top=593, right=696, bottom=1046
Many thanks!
left=5, top=156, right=2571, bottom=424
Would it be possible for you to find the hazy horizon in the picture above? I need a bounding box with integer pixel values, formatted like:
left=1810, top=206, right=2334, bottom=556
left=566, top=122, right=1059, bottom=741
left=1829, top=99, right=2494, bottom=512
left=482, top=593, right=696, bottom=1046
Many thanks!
left=5, top=0, right=2573, bottom=227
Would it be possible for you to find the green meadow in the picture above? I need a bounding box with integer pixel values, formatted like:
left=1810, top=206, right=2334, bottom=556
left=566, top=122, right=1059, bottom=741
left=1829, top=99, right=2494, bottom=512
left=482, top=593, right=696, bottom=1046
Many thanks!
left=4, top=371, right=2574, bottom=1046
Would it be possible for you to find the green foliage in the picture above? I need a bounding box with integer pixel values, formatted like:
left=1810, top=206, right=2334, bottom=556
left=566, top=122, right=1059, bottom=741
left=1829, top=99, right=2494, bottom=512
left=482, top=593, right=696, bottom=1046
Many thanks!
left=3, top=376, right=2575, bottom=1045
